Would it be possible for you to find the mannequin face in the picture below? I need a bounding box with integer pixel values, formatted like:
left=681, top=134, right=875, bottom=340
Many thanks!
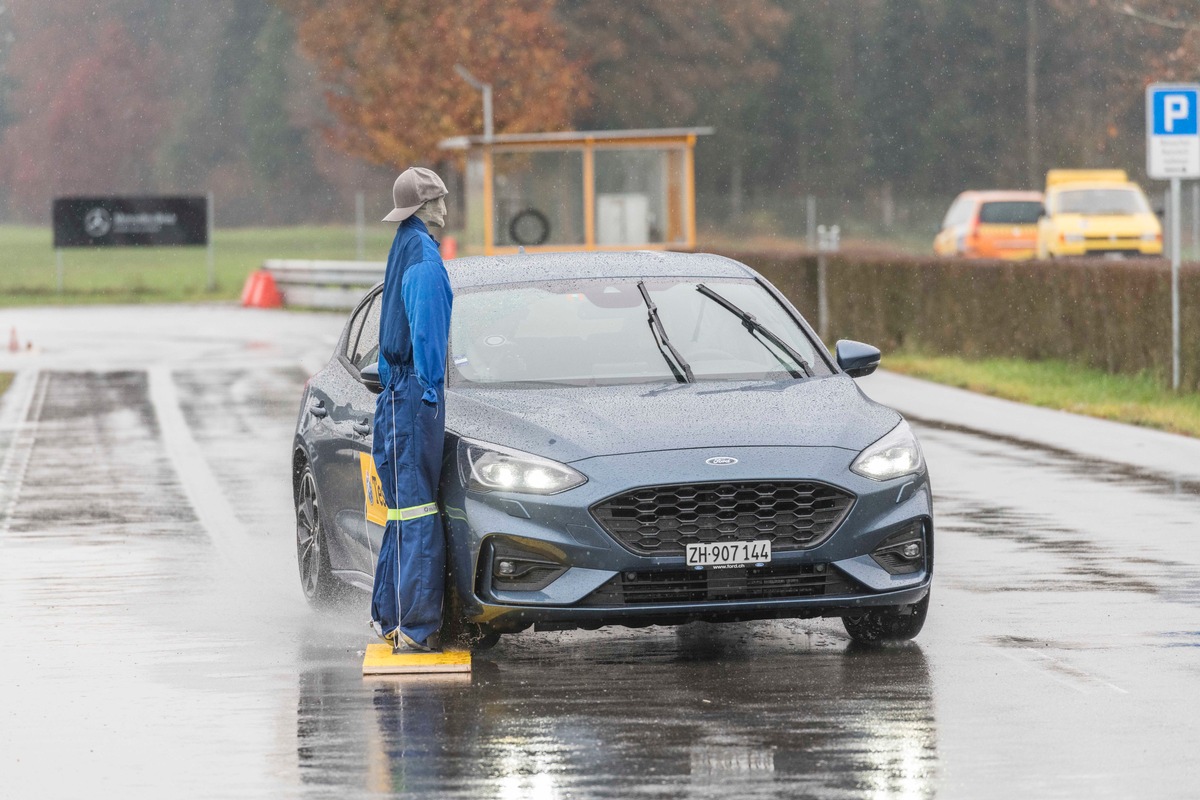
left=416, top=196, right=447, bottom=228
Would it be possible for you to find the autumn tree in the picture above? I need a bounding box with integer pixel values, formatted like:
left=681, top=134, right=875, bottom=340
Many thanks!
left=0, top=8, right=167, bottom=217
left=275, top=0, right=586, bottom=168
left=559, top=0, right=789, bottom=207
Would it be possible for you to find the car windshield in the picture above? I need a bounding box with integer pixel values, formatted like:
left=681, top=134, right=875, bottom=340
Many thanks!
left=978, top=201, right=1042, bottom=224
left=1056, top=189, right=1150, bottom=215
left=449, top=278, right=826, bottom=387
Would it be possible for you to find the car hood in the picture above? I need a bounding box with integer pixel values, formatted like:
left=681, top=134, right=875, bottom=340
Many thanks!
left=446, top=375, right=902, bottom=463
left=1051, top=213, right=1160, bottom=234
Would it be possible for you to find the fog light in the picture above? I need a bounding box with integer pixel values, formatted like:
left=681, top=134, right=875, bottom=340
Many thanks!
left=870, top=521, right=927, bottom=575
left=488, top=537, right=570, bottom=592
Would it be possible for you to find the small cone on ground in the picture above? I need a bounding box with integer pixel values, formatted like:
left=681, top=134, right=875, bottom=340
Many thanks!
left=8, top=327, right=19, bottom=353
left=241, top=270, right=284, bottom=308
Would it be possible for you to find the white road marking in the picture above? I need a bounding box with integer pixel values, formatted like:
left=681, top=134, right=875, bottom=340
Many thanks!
left=147, top=366, right=246, bottom=558
left=995, top=646, right=1128, bottom=695
left=0, top=371, right=46, bottom=534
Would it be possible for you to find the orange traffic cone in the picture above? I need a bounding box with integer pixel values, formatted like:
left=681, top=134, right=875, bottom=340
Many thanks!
left=8, top=327, right=18, bottom=353
left=440, top=236, right=457, bottom=260
left=241, top=269, right=284, bottom=308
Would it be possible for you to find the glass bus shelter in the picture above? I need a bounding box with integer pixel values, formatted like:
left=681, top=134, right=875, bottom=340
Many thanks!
left=439, top=128, right=711, bottom=255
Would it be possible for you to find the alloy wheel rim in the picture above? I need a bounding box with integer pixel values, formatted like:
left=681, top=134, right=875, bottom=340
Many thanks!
left=296, top=472, right=321, bottom=597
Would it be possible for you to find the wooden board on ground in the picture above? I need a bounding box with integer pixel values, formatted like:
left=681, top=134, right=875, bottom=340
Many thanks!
left=362, top=643, right=472, bottom=676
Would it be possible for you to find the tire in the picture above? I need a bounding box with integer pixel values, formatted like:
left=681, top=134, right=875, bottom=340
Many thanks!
left=842, top=590, right=929, bottom=644
left=508, top=208, right=551, bottom=246
left=295, top=465, right=344, bottom=607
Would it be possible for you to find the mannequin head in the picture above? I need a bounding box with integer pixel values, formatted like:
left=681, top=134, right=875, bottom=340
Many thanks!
left=414, top=196, right=447, bottom=229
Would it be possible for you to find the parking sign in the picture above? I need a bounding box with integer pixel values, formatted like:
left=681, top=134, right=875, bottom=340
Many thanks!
left=1147, top=83, right=1200, bottom=179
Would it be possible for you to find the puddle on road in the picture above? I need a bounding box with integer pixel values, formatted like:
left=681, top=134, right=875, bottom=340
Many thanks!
left=294, top=625, right=939, bottom=799
left=0, top=371, right=200, bottom=540
left=908, top=414, right=1200, bottom=500
left=932, top=497, right=1200, bottom=599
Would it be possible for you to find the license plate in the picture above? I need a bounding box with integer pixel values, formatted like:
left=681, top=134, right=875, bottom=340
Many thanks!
left=686, top=540, right=771, bottom=568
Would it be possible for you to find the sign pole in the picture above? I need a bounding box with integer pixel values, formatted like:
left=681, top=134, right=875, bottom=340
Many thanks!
left=1147, top=82, right=1200, bottom=391
left=205, top=192, right=215, bottom=292
left=55, top=249, right=63, bottom=294
left=806, top=195, right=817, bottom=251
left=1172, top=177, right=1182, bottom=390
left=355, top=191, right=365, bottom=261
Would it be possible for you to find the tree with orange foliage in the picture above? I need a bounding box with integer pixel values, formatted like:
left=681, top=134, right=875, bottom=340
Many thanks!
left=0, top=13, right=165, bottom=217
left=276, top=0, right=586, bottom=168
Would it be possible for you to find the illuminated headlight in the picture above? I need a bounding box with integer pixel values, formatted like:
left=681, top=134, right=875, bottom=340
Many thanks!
left=1063, top=233, right=1085, bottom=243
left=458, top=437, right=587, bottom=495
left=851, top=421, right=924, bottom=481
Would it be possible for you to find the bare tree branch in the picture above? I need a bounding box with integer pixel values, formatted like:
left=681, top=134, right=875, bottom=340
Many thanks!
left=1111, top=1, right=1200, bottom=32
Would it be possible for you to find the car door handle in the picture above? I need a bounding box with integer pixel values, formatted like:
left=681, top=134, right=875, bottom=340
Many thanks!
left=309, top=400, right=328, bottom=418
left=353, top=419, right=371, bottom=436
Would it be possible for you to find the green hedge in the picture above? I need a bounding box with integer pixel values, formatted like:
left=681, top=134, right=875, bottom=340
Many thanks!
left=714, top=249, right=1200, bottom=391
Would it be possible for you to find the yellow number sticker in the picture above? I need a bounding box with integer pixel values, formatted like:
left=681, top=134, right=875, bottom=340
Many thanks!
left=359, top=452, right=388, bottom=526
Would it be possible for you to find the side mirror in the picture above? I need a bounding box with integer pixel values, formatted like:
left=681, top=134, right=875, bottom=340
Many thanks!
left=835, top=339, right=881, bottom=378
left=359, top=362, right=384, bottom=394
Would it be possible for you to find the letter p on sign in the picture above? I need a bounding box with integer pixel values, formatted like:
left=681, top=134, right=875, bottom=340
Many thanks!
left=1166, top=95, right=1190, bottom=133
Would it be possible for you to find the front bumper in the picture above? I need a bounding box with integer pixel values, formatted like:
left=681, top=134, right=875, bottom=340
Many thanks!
left=441, top=446, right=934, bottom=634
left=1048, top=239, right=1162, bottom=257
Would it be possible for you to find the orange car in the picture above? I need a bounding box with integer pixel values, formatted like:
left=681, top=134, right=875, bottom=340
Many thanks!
left=934, top=190, right=1044, bottom=260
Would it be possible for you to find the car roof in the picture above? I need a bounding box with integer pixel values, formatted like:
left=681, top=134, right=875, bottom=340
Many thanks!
left=444, top=250, right=755, bottom=290
left=1048, top=181, right=1141, bottom=192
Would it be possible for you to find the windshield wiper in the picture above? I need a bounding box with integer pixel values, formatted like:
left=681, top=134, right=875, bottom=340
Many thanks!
left=637, top=281, right=694, bottom=383
left=696, top=284, right=813, bottom=378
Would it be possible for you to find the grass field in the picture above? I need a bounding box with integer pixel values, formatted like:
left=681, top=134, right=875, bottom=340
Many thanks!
left=0, top=224, right=399, bottom=306
left=886, top=353, right=1200, bottom=438
left=0, top=372, right=11, bottom=398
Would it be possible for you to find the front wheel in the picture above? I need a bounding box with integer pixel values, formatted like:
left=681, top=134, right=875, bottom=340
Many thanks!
left=842, top=590, right=930, bottom=644
left=296, top=465, right=345, bottom=607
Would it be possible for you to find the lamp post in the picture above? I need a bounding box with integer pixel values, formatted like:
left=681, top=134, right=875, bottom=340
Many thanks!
left=454, top=64, right=493, bottom=142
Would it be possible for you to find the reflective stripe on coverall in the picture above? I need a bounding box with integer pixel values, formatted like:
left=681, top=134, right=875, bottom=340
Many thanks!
left=370, top=215, right=453, bottom=645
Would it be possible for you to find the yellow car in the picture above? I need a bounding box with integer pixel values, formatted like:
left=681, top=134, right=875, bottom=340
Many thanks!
left=1036, top=170, right=1162, bottom=258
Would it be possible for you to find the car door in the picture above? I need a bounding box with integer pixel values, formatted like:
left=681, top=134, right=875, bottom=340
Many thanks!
left=340, top=289, right=386, bottom=576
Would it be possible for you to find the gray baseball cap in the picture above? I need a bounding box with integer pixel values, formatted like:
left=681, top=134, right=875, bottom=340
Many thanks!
left=382, top=167, right=448, bottom=222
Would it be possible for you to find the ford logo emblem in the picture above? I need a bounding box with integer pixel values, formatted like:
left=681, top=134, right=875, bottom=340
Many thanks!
left=706, top=457, right=738, bottom=466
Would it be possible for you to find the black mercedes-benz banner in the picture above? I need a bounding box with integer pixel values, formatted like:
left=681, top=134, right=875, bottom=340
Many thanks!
left=52, top=196, right=208, bottom=248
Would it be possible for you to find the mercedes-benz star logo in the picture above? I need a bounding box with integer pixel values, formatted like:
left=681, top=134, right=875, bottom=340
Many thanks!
left=83, top=207, right=112, bottom=238
left=705, top=456, right=738, bottom=466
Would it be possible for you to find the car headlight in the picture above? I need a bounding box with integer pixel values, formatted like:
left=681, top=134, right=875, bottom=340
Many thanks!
left=1063, top=233, right=1085, bottom=243
left=458, top=437, right=587, bottom=495
left=1141, top=232, right=1160, bottom=242
left=851, top=421, right=924, bottom=481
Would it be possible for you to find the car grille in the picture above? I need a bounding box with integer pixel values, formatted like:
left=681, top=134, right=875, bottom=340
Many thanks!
left=590, top=481, right=854, bottom=556
left=581, top=563, right=858, bottom=606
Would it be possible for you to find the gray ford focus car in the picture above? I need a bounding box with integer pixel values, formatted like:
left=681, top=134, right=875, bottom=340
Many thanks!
left=292, top=251, right=932, bottom=648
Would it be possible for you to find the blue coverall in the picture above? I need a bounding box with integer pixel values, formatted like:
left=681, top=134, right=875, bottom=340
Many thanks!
left=370, top=216, right=453, bottom=646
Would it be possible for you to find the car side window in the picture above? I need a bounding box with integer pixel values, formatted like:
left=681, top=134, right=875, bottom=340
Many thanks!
left=352, top=293, right=382, bottom=370
left=345, top=298, right=369, bottom=360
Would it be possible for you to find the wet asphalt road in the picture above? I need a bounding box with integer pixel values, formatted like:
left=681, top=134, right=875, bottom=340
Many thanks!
left=1, top=305, right=1199, bottom=799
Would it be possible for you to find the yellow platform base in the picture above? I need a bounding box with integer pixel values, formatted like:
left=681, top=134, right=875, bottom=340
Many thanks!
left=362, top=643, right=472, bottom=676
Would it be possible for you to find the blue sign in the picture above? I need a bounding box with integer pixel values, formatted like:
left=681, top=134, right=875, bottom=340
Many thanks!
left=1147, top=83, right=1200, bottom=179
left=1151, top=87, right=1199, bottom=136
